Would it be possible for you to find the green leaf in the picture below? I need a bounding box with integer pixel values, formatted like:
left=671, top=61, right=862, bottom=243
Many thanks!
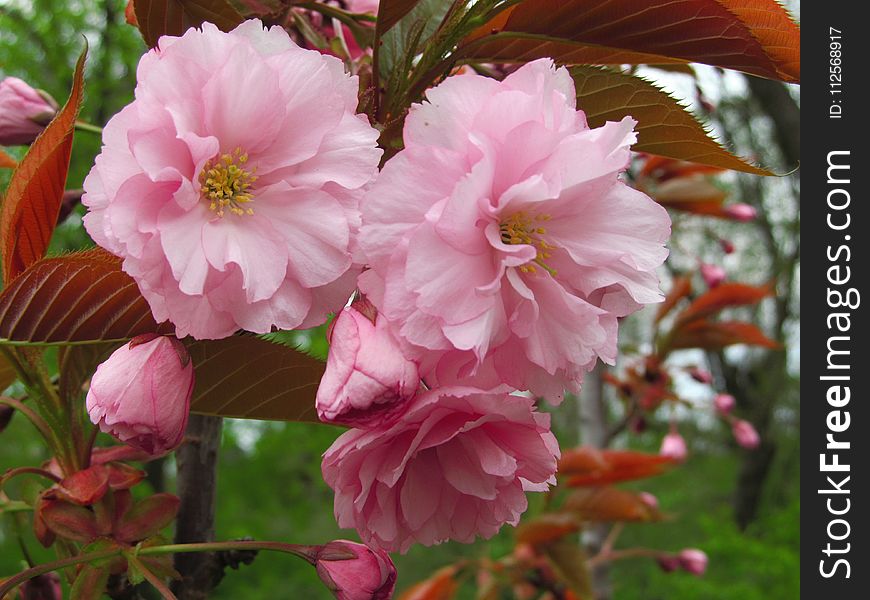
left=570, top=67, right=772, bottom=175
left=0, top=45, right=87, bottom=284
left=187, top=336, right=326, bottom=422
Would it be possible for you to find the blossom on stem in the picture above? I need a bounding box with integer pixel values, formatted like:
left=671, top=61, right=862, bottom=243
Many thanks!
left=0, top=76, right=58, bottom=146
left=82, top=20, right=381, bottom=339
left=86, top=334, right=193, bottom=455
left=322, top=386, right=560, bottom=552
left=713, top=393, right=736, bottom=415
left=678, top=548, right=708, bottom=576
left=316, top=303, right=420, bottom=427
left=315, top=539, right=396, bottom=600
left=732, top=419, right=761, bottom=449
left=359, top=59, right=670, bottom=402
left=659, top=428, right=688, bottom=462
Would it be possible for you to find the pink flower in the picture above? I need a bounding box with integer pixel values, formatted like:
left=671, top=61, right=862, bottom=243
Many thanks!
left=86, top=334, right=193, bottom=456
left=359, top=59, right=670, bottom=403
left=699, top=263, right=725, bottom=288
left=687, top=366, right=713, bottom=384
left=659, top=429, right=688, bottom=462
left=732, top=419, right=760, bottom=449
left=713, top=393, right=736, bottom=415
left=82, top=21, right=381, bottom=339
left=346, top=0, right=379, bottom=14
left=315, top=539, right=396, bottom=600
left=638, top=491, right=659, bottom=511
left=316, top=303, right=420, bottom=427
left=322, top=386, right=560, bottom=553
left=0, top=77, right=58, bottom=146
left=678, top=548, right=708, bottom=576
left=723, top=203, right=757, bottom=222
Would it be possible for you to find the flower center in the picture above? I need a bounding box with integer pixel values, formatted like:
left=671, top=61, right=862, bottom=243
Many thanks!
left=500, top=211, right=557, bottom=276
left=199, top=148, right=257, bottom=217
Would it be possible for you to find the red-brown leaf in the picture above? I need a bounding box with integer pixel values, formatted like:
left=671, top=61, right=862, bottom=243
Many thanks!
left=399, top=565, right=460, bottom=600
left=459, top=0, right=800, bottom=83
left=676, top=282, right=773, bottom=326
left=570, top=67, right=770, bottom=175
left=133, top=0, right=244, bottom=48
left=515, top=513, right=581, bottom=547
left=377, top=0, right=423, bottom=35
left=0, top=249, right=165, bottom=344
left=39, top=497, right=102, bottom=542
left=669, top=320, right=779, bottom=350
left=559, top=447, right=676, bottom=486
left=648, top=176, right=729, bottom=215
left=53, top=465, right=110, bottom=506
left=655, top=276, right=693, bottom=323
left=0, top=47, right=86, bottom=284
left=562, top=487, right=662, bottom=522
left=0, top=148, right=17, bottom=170
left=187, top=336, right=325, bottom=422
left=114, top=493, right=180, bottom=543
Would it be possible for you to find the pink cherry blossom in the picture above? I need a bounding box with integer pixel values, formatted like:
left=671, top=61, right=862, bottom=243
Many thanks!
left=723, top=203, right=757, bottom=222
left=315, top=539, right=396, bottom=600
left=660, top=429, right=688, bottom=462
left=678, top=548, right=708, bottom=576
left=359, top=59, right=670, bottom=402
left=316, top=303, right=420, bottom=427
left=322, top=386, right=560, bottom=553
left=732, top=419, right=761, bottom=449
left=86, top=335, right=193, bottom=456
left=346, top=0, right=379, bottom=14
left=82, top=20, right=381, bottom=339
left=700, top=263, right=726, bottom=288
left=0, top=76, right=58, bottom=146
left=713, top=393, right=736, bottom=415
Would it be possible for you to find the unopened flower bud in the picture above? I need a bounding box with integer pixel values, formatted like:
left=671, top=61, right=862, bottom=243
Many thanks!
left=732, top=419, right=760, bottom=449
left=688, top=367, right=713, bottom=384
left=315, top=540, right=396, bottom=600
left=19, top=571, right=62, bottom=600
left=86, top=335, right=193, bottom=456
left=317, top=306, right=419, bottom=427
left=713, top=393, right=736, bottom=415
left=723, top=203, right=757, bottom=222
left=660, top=429, right=688, bottom=462
left=657, top=555, right=680, bottom=573
left=719, top=238, right=735, bottom=254
left=678, top=548, right=708, bottom=576
left=699, top=263, right=726, bottom=288
left=639, top=492, right=659, bottom=511
left=0, top=77, right=58, bottom=146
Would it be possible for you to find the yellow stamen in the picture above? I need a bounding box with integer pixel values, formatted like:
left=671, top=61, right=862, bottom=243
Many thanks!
left=199, top=147, right=257, bottom=217
left=500, top=211, right=559, bottom=277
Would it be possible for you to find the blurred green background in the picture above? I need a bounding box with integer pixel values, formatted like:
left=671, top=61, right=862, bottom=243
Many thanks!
left=1, top=1, right=799, bottom=598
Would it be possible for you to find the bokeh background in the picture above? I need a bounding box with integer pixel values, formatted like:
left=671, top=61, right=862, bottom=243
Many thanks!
left=1, top=1, right=799, bottom=598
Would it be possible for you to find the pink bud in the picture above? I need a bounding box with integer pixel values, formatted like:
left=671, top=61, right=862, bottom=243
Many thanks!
left=688, top=366, right=713, bottom=384
left=723, top=203, right=757, bottom=222
left=19, top=571, right=62, bottom=600
left=0, top=77, right=58, bottom=146
left=316, top=307, right=419, bottom=427
left=315, top=540, right=397, bottom=600
left=719, top=238, right=735, bottom=254
left=713, top=393, right=736, bottom=415
left=86, top=335, right=193, bottom=456
left=732, top=419, right=760, bottom=449
left=660, top=430, right=688, bottom=462
left=678, top=548, right=708, bottom=576
left=639, top=492, right=659, bottom=511
left=699, top=263, right=726, bottom=288
left=346, top=0, right=380, bottom=14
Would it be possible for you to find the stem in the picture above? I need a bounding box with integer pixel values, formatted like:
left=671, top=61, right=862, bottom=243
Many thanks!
left=0, top=396, right=55, bottom=447
left=128, top=554, right=178, bottom=600
left=0, top=465, right=62, bottom=488
left=588, top=547, right=666, bottom=568
left=0, top=540, right=320, bottom=598
left=74, top=120, right=103, bottom=134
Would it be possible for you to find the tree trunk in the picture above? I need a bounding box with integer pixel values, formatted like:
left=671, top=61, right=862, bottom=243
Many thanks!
left=171, top=415, right=224, bottom=599
left=578, top=365, right=613, bottom=600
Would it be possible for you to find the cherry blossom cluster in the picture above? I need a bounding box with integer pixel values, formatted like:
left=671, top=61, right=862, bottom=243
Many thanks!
left=80, top=21, right=670, bottom=555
